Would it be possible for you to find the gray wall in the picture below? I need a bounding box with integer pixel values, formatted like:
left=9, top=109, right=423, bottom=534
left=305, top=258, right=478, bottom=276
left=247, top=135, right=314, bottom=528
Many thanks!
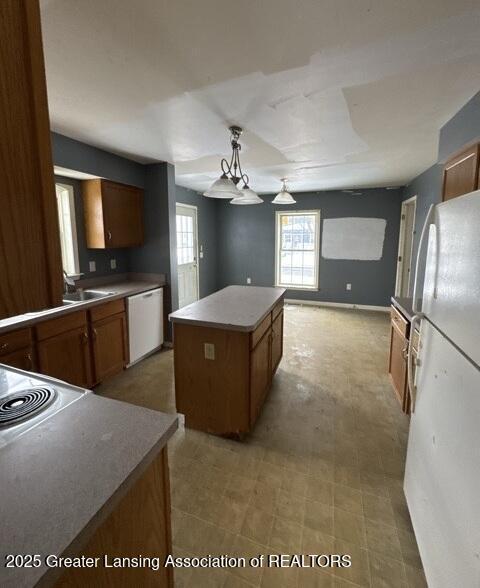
left=438, top=91, right=480, bottom=163
left=176, top=186, right=218, bottom=298
left=52, top=133, right=145, bottom=188
left=55, top=175, right=129, bottom=278
left=217, top=189, right=402, bottom=307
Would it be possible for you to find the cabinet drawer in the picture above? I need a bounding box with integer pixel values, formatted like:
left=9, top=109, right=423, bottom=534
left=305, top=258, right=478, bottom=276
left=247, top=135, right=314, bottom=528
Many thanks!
left=0, top=328, right=33, bottom=357
left=390, top=305, right=408, bottom=337
left=250, top=314, right=272, bottom=349
left=90, top=299, right=125, bottom=322
left=272, top=299, right=284, bottom=320
left=1, top=347, right=36, bottom=371
left=36, top=311, right=87, bottom=341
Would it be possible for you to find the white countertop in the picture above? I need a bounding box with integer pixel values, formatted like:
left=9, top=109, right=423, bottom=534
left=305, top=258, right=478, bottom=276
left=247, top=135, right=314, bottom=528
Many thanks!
left=0, top=280, right=162, bottom=335
left=169, top=285, right=286, bottom=332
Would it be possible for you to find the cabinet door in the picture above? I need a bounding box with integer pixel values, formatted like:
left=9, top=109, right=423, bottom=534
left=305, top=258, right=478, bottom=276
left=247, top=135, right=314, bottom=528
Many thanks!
left=91, top=313, right=128, bottom=383
left=250, top=329, right=271, bottom=427
left=38, top=327, right=93, bottom=388
left=388, top=322, right=408, bottom=407
left=0, top=347, right=36, bottom=372
left=102, top=181, right=143, bottom=247
left=442, top=144, right=480, bottom=202
left=271, top=310, right=283, bottom=374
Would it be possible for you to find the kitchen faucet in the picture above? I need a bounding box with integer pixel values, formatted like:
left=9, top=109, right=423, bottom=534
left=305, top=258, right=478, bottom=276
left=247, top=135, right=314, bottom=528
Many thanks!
left=63, top=270, right=77, bottom=294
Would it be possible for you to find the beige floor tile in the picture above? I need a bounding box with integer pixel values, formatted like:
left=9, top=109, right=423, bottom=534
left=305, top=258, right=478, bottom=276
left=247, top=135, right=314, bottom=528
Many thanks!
left=269, top=516, right=303, bottom=552
left=222, top=572, right=257, bottom=587
left=365, top=520, right=402, bottom=561
left=369, top=550, right=408, bottom=587
left=306, top=476, right=334, bottom=505
left=304, top=500, right=334, bottom=535
left=333, top=508, right=366, bottom=547
left=276, top=490, right=306, bottom=525
left=334, top=465, right=361, bottom=490
left=229, top=535, right=268, bottom=585
left=397, top=528, right=423, bottom=570
left=404, top=563, right=428, bottom=588
left=298, top=568, right=335, bottom=587
left=334, top=485, right=363, bottom=515
left=240, top=506, right=274, bottom=546
left=281, top=471, right=309, bottom=497
left=333, top=539, right=371, bottom=587
left=260, top=565, right=299, bottom=587
left=302, top=526, right=335, bottom=553
left=362, top=492, right=396, bottom=526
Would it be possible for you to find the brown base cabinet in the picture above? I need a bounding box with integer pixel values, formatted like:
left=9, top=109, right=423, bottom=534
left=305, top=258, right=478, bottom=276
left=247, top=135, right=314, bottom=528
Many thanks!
left=0, top=328, right=36, bottom=372
left=55, top=448, right=173, bottom=588
left=174, top=301, right=284, bottom=436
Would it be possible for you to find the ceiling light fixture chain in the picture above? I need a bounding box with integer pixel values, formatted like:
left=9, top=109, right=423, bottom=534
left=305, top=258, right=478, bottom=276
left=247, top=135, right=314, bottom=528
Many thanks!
left=220, top=126, right=247, bottom=187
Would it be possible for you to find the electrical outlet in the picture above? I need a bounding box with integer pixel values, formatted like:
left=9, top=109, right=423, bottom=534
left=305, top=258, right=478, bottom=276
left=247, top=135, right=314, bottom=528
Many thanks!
left=346, top=283, right=352, bottom=291
left=89, top=261, right=96, bottom=272
left=204, top=343, right=215, bottom=360
left=199, top=245, right=204, bottom=259
left=110, top=259, right=117, bottom=269
left=247, top=277, right=252, bottom=284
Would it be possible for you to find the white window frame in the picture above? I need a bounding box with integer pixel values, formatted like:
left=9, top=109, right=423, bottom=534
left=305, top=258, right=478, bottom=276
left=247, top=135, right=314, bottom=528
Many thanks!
left=55, top=182, right=80, bottom=277
left=275, top=209, right=321, bottom=290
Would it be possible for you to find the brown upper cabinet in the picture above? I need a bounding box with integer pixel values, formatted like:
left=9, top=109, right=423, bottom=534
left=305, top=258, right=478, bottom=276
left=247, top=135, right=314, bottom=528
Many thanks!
left=82, top=179, right=144, bottom=248
left=442, top=143, right=480, bottom=202
left=0, top=0, right=63, bottom=319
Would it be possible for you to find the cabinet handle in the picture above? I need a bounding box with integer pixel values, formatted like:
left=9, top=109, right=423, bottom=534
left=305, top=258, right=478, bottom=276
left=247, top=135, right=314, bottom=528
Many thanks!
left=82, top=331, right=89, bottom=344
left=107, top=230, right=112, bottom=241
left=92, top=328, right=98, bottom=340
left=402, top=345, right=408, bottom=360
left=26, top=353, right=32, bottom=369
left=0, top=342, right=8, bottom=352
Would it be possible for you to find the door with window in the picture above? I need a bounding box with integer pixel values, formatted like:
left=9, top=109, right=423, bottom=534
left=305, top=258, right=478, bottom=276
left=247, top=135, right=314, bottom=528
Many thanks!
left=176, top=204, right=199, bottom=309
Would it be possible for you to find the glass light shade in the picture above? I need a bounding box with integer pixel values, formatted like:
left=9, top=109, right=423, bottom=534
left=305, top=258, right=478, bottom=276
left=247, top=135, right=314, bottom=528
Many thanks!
left=230, top=187, right=263, bottom=205
left=272, top=189, right=296, bottom=204
left=204, top=175, right=240, bottom=198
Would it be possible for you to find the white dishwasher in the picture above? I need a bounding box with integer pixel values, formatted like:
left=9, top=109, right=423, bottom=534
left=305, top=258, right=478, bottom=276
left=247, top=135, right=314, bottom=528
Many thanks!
left=127, top=288, right=164, bottom=366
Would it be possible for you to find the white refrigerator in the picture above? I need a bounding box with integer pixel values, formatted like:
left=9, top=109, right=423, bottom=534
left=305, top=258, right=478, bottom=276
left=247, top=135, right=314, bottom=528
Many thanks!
left=404, top=189, right=480, bottom=588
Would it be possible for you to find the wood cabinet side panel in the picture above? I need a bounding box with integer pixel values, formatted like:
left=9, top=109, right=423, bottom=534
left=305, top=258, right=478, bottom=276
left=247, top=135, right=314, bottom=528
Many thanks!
left=173, top=323, right=250, bottom=435
left=442, top=143, right=480, bottom=202
left=250, top=328, right=272, bottom=427
left=271, top=310, right=284, bottom=374
left=56, top=448, right=173, bottom=588
left=82, top=180, right=106, bottom=249
left=388, top=322, right=408, bottom=408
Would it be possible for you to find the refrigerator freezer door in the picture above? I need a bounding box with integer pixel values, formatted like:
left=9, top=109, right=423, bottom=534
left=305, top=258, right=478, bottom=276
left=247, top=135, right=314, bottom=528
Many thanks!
left=422, top=189, right=480, bottom=366
left=404, top=320, right=480, bottom=588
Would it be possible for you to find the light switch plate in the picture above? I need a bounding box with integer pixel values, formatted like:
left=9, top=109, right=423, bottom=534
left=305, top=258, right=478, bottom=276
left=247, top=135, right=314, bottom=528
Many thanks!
left=89, top=261, right=96, bottom=272
left=346, top=283, right=352, bottom=291
left=204, top=343, right=215, bottom=360
left=110, top=259, right=117, bottom=269
left=247, top=277, right=252, bottom=284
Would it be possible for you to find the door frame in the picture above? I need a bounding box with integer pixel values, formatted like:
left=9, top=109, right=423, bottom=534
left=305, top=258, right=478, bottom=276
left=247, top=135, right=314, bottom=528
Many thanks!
left=175, top=202, right=200, bottom=304
left=395, top=195, right=417, bottom=297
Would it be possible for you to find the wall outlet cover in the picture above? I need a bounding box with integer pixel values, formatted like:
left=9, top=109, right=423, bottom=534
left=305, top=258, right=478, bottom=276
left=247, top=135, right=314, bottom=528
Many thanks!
left=346, top=283, right=352, bottom=290
left=247, top=277, right=252, bottom=284
left=89, top=261, right=96, bottom=272
left=110, top=259, right=117, bottom=269
left=204, top=343, right=215, bottom=360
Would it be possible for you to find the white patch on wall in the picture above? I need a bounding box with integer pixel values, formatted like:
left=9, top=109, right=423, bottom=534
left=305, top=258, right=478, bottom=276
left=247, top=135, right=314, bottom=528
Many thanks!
left=322, top=218, right=386, bottom=260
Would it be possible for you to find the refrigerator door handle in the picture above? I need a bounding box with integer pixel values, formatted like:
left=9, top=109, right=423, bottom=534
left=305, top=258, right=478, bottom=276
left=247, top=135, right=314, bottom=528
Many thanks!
left=407, top=313, right=423, bottom=412
left=412, top=204, right=435, bottom=314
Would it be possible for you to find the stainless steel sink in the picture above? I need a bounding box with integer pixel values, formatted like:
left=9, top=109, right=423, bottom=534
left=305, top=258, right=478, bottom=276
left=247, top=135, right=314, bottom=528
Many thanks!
left=62, top=290, right=114, bottom=303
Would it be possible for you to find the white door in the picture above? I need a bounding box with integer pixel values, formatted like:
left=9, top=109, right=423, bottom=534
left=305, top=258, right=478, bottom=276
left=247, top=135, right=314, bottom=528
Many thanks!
left=395, top=196, right=417, bottom=296
left=176, top=204, right=199, bottom=309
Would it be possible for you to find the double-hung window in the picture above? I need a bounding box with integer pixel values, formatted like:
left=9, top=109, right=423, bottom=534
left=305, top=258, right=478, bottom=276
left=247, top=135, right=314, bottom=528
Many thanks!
left=275, top=210, right=320, bottom=289
left=55, top=182, right=80, bottom=277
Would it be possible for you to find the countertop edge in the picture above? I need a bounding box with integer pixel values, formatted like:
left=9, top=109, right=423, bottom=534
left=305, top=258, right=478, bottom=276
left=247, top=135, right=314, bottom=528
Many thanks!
left=0, top=281, right=163, bottom=335
left=36, top=412, right=178, bottom=588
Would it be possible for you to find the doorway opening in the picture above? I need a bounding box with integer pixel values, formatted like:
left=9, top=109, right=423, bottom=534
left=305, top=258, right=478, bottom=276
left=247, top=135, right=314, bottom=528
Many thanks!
left=395, top=196, right=417, bottom=297
left=176, top=203, right=199, bottom=308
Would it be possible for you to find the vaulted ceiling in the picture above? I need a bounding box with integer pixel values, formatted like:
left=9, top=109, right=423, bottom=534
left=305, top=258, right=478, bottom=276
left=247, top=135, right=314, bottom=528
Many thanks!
left=41, top=0, right=480, bottom=193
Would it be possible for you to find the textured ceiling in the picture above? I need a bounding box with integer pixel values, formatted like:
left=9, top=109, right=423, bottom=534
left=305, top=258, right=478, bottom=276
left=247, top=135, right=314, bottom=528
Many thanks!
left=40, top=0, right=480, bottom=193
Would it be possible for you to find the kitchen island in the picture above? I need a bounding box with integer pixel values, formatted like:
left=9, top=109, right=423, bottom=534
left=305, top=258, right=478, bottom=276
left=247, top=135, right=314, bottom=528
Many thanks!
left=169, top=285, right=286, bottom=436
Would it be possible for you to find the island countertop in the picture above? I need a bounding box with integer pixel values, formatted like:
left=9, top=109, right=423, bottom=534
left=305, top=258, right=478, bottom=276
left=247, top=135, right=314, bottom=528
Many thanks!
left=0, top=382, right=178, bottom=588
left=169, top=285, right=286, bottom=332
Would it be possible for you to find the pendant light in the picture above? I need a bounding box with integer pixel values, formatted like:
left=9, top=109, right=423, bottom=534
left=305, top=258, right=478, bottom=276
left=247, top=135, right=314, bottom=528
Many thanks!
left=204, top=126, right=262, bottom=204
left=272, top=178, right=296, bottom=204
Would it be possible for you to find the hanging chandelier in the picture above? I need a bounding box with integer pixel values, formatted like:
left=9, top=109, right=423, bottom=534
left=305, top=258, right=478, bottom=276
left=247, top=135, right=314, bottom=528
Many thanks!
left=204, top=126, right=263, bottom=205
left=272, top=178, right=296, bottom=204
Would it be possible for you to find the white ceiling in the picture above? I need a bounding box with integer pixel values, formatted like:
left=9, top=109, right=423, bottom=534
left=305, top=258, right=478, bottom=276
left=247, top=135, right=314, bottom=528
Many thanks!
left=40, top=0, right=480, bottom=193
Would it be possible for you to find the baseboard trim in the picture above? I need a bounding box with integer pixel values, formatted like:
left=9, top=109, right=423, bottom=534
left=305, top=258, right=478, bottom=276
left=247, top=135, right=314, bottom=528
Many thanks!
left=162, top=341, right=173, bottom=349
left=285, top=298, right=390, bottom=312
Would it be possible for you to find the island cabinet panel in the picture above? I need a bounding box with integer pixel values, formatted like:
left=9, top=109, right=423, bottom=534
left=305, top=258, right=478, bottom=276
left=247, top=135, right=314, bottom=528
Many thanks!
left=0, top=0, right=63, bottom=319
left=271, top=310, right=284, bottom=374
left=91, top=312, right=128, bottom=384
left=174, top=323, right=251, bottom=435
left=0, top=347, right=36, bottom=372
left=250, top=329, right=272, bottom=427
left=56, top=448, right=173, bottom=588
left=36, top=312, right=93, bottom=388
left=83, top=179, right=144, bottom=249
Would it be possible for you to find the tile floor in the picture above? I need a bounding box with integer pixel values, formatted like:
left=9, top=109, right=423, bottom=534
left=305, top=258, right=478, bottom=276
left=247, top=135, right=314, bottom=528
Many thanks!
left=96, top=304, right=427, bottom=588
